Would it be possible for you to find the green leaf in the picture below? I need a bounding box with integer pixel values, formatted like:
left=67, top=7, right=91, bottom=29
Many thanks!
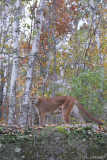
left=33, top=30, right=37, bottom=35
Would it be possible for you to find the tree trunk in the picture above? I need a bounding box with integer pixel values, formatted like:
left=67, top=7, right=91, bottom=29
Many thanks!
left=0, top=63, right=4, bottom=120
left=52, top=0, right=56, bottom=97
left=89, top=0, right=105, bottom=117
left=19, top=0, right=46, bottom=126
left=42, top=50, right=52, bottom=97
left=8, top=0, right=22, bottom=125
left=0, top=2, right=10, bottom=122
left=89, top=1, right=100, bottom=48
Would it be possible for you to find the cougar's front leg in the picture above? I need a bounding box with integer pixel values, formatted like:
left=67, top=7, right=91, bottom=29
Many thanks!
left=44, top=115, right=48, bottom=125
left=39, top=113, right=46, bottom=126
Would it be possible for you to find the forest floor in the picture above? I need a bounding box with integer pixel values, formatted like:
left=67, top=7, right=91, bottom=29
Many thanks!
left=0, top=123, right=107, bottom=144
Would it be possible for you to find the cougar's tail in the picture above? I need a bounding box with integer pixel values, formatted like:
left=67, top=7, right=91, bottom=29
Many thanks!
left=75, top=101, right=103, bottom=125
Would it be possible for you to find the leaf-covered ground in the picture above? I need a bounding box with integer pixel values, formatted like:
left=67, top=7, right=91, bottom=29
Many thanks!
left=0, top=123, right=107, bottom=144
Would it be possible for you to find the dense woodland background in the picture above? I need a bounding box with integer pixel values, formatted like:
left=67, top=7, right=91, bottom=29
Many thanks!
left=0, top=0, right=107, bottom=125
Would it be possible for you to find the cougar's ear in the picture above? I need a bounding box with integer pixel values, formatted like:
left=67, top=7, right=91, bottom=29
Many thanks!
left=28, top=92, right=31, bottom=98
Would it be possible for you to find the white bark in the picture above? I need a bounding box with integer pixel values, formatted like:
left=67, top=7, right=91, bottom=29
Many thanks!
left=8, top=0, right=22, bottom=125
left=89, top=0, right=104, bottom=76
left=0, top=59, right=4, bottom=107
left=52, top=0, right=56, bottom=97
left=90, top=0, right=105, bottom=118
left=89, top=0, right=102, bottom=58
left=19, top=0, right=46, bottom=125
left=42, top=50, right=52, bottom=97
left=0, top=1, right=11, bottom=120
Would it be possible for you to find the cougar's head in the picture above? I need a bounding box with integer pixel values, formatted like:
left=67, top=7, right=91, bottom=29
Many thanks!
left=29, top=94, right=39, bottom=105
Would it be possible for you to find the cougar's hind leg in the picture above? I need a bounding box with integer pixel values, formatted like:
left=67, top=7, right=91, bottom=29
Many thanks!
left=62, top=100, right=74, bottom=124
left=62, top=108, right=70, bottom=124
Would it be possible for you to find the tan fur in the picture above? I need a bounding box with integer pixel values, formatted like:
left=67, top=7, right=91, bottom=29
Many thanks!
left=29, top=95, right=103, bottom=126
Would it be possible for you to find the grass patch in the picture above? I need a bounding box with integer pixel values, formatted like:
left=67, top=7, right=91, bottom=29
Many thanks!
left=56, top=126, right=68, bottom=135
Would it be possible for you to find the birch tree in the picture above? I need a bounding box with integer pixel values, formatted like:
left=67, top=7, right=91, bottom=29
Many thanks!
left=90, top=0, right=106, bottom=120
left=89, top=0, right=104, bottom=91
left=89, top=0, right=101, bottom=59
left=8, top=0, right=22, bottom=125
left=52, top=0, right=56, bottom=97
left=19, top=0, right=46, bottom=125
left=0, top=1, right=4, bottom=119
left=0, top=1, right=12, bottom=121
left=0, top=61, right=4, bottom=120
